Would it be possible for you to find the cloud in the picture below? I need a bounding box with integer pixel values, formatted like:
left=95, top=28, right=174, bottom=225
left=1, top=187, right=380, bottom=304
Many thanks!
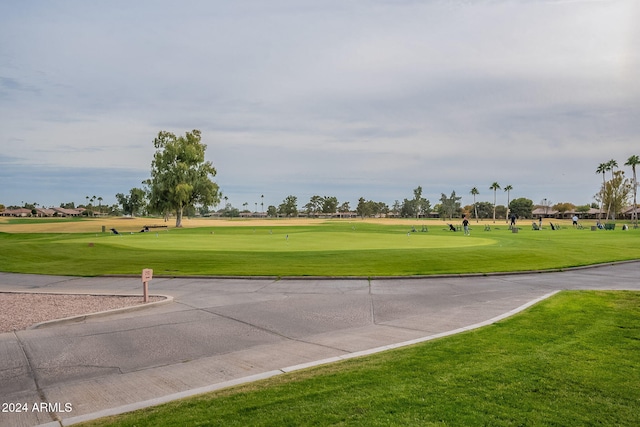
left=0, top=0, right=638, bottom=209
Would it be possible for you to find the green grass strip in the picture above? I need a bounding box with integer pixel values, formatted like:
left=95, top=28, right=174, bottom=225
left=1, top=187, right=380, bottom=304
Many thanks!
left=81, top=291, right=640, bottom=427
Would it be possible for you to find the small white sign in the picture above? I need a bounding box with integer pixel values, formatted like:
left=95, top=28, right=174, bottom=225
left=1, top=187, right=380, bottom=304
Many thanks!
left=142, top=268, right=153, bottom=282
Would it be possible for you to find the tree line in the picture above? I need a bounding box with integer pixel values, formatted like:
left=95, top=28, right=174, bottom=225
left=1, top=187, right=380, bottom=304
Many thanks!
left=5, top=131, right=636, bottom=227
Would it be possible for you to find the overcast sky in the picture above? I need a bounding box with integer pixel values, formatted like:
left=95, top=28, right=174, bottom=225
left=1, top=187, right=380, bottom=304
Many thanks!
left=1, top=0, right=638, bottom=211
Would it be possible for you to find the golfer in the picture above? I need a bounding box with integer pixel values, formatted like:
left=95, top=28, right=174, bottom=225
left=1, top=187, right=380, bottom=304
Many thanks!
left=462, top=215, right=470, bottom=235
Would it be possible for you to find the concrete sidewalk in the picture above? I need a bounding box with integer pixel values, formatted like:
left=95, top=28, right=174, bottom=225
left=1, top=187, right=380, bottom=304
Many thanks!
left=1, top=262, right=638, bottom=427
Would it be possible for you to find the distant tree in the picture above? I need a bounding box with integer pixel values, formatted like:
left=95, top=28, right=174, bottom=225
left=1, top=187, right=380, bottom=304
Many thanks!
left=198, top=205, right=210, bottom=216
left=438, top=191, right=462, bottom=220
left=116, top=187, right=146, bottom=216
left=595, top=162, right=608, bottom=220
left=576, top=205, right=591, bottom=215
left=278, top=195, right=298, bottom=217
left=508, top=198, right=534, bottom=219
left=356, top=198, right=387, bottom=218
left=321, top=196, right=338, bottom=214
left=553, top=202, right=575, bottom=217
left=495, top=205, right=507, bottom=219
left=605, top=159, right=618, bottom=219
left=338, top=201, right=351, bottom=213
left=0, top=204, right=5, bottom=212
left=220, top=203, right=239, bottom=217
left=60, top=202, right=75, bottom=209
left=376, top=201, right=389, bottom=216
left=470, top=187, right=479, bottom=222
left=399, top=199, right=414, bottom=218
left=489, top=182, right=501, bottom=222
left=595, top=170, right=632, bottom=220
left=391, top=200, right=401, bottom=217
left=399, top=187, right=431, bottom=218
left=356, top=197, right=372, bottom=218
left=503, top=184, right=513, bottom=221
left=625, top=154, right=639, bottom=227
left=304, top=195, right=323, bottom=217
left=475, top=202, right=493, bottom=219
left=267, top=205, right=277, bottom=217
left=146, top=129, right=220, bottom=227
left=412, top=186, right=430, bottom=218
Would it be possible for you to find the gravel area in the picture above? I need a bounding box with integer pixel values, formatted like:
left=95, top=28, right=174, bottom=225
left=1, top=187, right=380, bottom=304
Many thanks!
left=0, top=293, right=165, bottom=333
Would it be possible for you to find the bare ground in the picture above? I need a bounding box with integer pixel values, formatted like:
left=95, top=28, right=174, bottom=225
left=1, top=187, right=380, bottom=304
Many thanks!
left=0, top=293, right=164, bottom=333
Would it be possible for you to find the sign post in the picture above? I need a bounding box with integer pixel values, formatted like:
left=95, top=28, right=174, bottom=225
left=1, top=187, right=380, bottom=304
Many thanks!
left=142, top=268, right=153, bottom=303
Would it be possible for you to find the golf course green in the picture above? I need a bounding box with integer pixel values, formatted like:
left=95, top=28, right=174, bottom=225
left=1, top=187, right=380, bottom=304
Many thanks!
left=1, top=217, right=638, bottom=276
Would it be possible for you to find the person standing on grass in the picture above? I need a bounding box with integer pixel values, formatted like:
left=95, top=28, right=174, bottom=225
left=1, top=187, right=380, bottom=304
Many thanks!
left=572, top=215, right=579, bottom=227
left=463, top=215, right=470, bottom=235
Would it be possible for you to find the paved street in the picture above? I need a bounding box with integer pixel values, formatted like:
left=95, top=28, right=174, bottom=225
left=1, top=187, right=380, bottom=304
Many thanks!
left=1, top=262, right=639, bottom=426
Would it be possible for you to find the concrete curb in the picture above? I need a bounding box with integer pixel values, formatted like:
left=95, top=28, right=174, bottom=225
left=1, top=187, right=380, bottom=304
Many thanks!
left=41, top=291, right=559, bottom=427
left=14, top=293, right=174, bottom=330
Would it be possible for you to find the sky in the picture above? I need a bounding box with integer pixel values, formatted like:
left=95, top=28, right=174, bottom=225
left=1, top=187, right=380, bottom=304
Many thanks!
left=1, top=0, right=639, bottom=211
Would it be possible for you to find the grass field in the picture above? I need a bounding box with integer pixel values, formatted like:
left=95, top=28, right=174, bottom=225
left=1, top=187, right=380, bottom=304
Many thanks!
left=80, top=291, right=640, bottom=427
left=1, top=217, right=638, bottom=276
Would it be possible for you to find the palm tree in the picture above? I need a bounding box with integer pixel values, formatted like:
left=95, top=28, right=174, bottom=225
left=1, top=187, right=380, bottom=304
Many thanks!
left=261, top=194, right=264, bottom=213
left=470, top=187, right=479, bottom=223
left=596, top=162, right=608, bottom=220
left=489, top=182, right=501, bottom=223
left=503, top=184, right=513, bottom=222
left=625, top=155, right=639, bottom=228
left=606, top=159, right=618, bottom=220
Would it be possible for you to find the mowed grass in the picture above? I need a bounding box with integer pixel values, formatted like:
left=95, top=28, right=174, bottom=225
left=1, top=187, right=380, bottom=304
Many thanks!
left=1, top=218, right=639, bottom=276
left=80, top=291, right=640, bottom=427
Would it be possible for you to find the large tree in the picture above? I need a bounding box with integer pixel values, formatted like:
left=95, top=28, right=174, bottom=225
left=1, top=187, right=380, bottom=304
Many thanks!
left=146, top=130, right=220, bottom=227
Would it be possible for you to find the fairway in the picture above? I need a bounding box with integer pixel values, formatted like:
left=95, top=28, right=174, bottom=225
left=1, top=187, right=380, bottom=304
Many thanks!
left=1, top=217, right=639, bottom=276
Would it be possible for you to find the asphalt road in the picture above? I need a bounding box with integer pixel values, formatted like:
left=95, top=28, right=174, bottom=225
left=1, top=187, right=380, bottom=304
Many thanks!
left=1, top=262, right=639, bottom=426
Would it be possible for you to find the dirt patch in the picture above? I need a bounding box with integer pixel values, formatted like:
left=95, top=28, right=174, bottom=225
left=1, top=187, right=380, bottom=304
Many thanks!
left=0, top=293, right=164, bottom=333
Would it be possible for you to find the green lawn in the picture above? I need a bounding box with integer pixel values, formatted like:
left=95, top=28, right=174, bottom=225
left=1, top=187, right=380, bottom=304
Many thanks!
left=1, top=221, right=639, bottom=276
left=81, top=291, right=640, bottom=426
